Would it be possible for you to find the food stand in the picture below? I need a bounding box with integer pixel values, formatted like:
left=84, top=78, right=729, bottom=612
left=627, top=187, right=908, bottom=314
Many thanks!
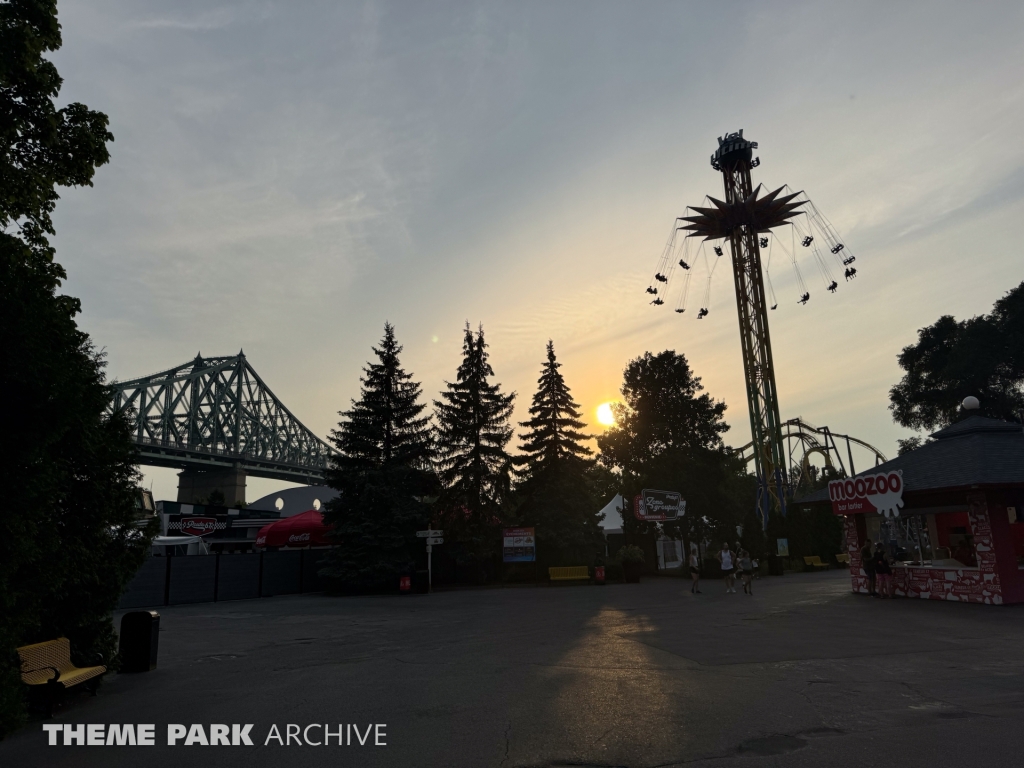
left=798, top=416, right=1024, bottom=605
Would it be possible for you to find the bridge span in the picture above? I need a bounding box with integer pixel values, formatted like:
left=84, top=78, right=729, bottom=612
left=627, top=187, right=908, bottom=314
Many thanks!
left=109, top=352, right=332, bottom=504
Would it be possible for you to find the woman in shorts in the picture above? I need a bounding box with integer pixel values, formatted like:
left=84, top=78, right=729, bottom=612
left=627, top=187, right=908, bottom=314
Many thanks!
left=737, top=549, right=754, bottom=595
left=688, top=545, right=701, bottom=594
left=718, top=543, right=736, bottom=593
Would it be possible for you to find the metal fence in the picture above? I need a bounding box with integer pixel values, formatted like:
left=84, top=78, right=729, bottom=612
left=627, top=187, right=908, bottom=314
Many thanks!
left=118, top=551, right=328, bottom=609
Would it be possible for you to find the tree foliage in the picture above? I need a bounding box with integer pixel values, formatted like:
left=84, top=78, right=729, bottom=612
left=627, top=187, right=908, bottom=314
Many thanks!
left=890, top=281, right=1024, bottom=431
left=598, top=351, right=749, bottom=549
left=320, top=323, right=435, bottom=589
left=513, top=341, right=603, bottom=566
left=434, top=324, right=515, bottom=568
left=515, top=341, right=593, bottom=481
left=1, top=0, right=148, bottom=737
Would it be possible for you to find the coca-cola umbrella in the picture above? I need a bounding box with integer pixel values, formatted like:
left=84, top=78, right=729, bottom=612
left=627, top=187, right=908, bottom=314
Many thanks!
left=255, top=509, right=333, bottom=549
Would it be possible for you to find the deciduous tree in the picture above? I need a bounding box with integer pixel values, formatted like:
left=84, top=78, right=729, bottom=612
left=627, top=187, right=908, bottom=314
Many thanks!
left=598, top=351, right=747, bottom=551
left=890, top=281, right=1024, bottom=431
left=1, top=0, right=149, bottom=736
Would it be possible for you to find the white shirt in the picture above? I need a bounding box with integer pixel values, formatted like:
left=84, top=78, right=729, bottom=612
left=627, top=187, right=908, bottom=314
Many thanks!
left=720, top=550, right=733, bottom=569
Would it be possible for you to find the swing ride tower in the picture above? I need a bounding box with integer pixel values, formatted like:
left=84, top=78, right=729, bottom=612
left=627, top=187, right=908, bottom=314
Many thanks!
left=677, top=131, right=807, bottom=523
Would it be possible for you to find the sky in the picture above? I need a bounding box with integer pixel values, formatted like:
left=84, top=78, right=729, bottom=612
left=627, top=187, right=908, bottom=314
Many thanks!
left=47, top=0, right=1024, bottom=502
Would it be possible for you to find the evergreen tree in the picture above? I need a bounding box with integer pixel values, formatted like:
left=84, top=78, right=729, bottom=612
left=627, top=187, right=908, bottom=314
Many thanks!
left=434, top=324, right=515, bottom=572
left=516, top=341, right=593, bottom=479
left=320, top=324, right=435, bottom=589
left=1, top=0, right=151, bottom=736
left=513, top=341, right=603, bottom=565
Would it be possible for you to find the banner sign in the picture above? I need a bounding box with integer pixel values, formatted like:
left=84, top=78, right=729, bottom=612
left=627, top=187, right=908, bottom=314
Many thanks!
left=634, top=489, right=685, bottom=521
left=503, top=527, right=536, bottom=562
left=829, top=470, right=904, bottom=517
left=168, top=516, right=225, bottom=537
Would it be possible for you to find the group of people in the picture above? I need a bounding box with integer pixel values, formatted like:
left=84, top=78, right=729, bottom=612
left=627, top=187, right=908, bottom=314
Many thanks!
left=860, top=541, right=894, bottom=598
left=688, top=542, right=757, bottom=595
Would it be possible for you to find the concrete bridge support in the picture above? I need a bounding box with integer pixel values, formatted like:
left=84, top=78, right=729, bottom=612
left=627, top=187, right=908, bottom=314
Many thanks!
left=177, top=465, right=247, bottom=506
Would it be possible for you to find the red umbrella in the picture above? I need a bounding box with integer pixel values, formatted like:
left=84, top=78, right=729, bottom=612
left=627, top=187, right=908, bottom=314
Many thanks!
left=255, top=509, right=333, bottom=549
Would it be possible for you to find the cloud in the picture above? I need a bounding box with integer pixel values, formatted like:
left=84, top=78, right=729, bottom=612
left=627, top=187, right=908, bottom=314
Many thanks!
left=45, top=1, right=1024, bottom=500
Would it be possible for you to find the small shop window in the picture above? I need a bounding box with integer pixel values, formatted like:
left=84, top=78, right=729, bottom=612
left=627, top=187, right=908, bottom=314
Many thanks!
left=933, top=512, right=976, bottom=567
left=866, top=512, right=977, bottom=567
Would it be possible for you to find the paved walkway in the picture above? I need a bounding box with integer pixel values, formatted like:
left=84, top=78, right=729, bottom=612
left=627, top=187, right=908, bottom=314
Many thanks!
left=4, top=570, right=1024, bottom=767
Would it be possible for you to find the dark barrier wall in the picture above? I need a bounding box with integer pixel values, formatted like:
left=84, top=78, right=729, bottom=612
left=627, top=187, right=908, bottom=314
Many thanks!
left=168, top=556, right=217, bottom=605
left=216, top=554, right=261, bottom=601
left=118, top=558, right=168, bottom=609
left=118, top=550, right=327, bottom=609
left=262, top=551, right=303, bottom=597
left=302, top=550, right=326, bottom=593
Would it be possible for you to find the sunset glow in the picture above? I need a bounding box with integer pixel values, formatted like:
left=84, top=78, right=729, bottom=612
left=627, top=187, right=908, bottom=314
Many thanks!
left=596, top=402, right=616, bottom=427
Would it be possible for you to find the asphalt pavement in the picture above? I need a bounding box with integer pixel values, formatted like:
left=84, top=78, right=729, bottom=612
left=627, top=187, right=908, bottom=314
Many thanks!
left=3, top=570, right=1024, bottom=767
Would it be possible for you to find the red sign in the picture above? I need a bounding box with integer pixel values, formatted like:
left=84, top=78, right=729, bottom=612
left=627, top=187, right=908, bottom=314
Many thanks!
left=829, top=471, right=904, bottom=517
left=400, top=576, right=411, bottom=592
left=179, top=517, right=218, bottom=537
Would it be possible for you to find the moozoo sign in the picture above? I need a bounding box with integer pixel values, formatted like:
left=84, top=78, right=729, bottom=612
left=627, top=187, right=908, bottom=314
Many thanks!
left=829, top=470, right=904, bottom=518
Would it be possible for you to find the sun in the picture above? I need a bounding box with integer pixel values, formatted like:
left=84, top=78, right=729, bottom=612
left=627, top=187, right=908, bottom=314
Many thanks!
left=596, top=402, right=616, bottom=427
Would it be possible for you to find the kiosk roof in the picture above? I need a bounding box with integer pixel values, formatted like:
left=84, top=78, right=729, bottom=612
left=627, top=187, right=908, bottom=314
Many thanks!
left=797, top=416, right=1024, bottom=504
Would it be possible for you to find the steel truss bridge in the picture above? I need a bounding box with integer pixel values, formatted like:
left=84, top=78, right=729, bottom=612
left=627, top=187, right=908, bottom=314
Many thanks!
left=109, top=353, right=332, bottom=484
left=734, top=418, right=887, bottom=501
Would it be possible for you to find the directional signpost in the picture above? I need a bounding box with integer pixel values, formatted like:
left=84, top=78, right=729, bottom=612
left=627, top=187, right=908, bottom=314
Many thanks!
left=416, top=530, right=443, bottom=592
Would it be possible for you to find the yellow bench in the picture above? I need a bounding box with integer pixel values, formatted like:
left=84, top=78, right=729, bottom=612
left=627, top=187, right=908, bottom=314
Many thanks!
left=548, top=566, right=590, bottom=582
left=803, top=556, right=830, bottom=571
left=18, top=638, right=106, bottom=714
left=835, top=553, right=851, bottom=565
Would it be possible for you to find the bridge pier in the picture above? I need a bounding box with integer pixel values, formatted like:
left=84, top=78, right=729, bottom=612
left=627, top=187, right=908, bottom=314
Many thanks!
left=177, top=465, right=247, bottom=506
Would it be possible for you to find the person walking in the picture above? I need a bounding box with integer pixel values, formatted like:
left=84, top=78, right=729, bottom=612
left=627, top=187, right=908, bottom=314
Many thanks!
left=688, top=545, right=701, bottom=594
left=873, top=543, right=893, bottom=598
left=718, top=543, right=736, bottom=593
left=860, top=540, right=876, bottom=596
left=737, top=549, right=754, bottom=595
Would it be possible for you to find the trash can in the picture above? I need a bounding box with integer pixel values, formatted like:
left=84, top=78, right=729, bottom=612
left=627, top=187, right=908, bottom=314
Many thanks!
left=768, top=555, right=784, bottom=576
left=119, top=611, right=160, bottom=673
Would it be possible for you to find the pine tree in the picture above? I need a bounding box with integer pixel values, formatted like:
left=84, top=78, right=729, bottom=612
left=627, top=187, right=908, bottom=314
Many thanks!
left=320, top=323, right=435, bottom=589
left=434, top=324, right=515, bottom=571
left=513, top=341, right=603, bottom=566
left=516, top=341, right=593, bottom=481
